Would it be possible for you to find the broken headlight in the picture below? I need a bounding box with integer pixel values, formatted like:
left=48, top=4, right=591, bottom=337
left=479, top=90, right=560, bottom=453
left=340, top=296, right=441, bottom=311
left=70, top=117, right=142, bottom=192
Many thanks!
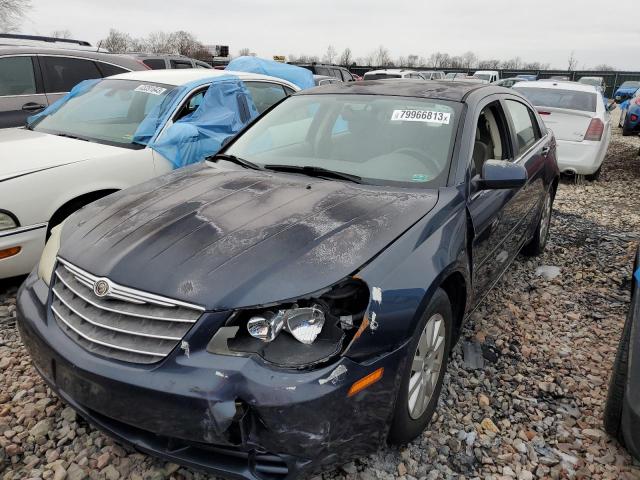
left=208, top=278, right=370, bottom=368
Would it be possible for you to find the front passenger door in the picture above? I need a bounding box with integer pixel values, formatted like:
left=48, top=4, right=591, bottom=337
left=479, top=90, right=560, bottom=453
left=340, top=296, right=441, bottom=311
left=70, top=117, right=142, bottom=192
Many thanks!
left=0, top=56, right=48, bottom=128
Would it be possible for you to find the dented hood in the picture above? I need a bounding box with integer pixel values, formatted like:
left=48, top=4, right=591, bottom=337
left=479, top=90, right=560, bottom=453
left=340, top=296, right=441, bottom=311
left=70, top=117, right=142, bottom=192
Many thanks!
left=60, top=164, right=438, bottom=310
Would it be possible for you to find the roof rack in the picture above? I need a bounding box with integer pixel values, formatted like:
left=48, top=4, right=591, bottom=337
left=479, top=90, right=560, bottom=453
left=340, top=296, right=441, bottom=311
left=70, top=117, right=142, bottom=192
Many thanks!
left=0, top=33, right=92, bottom=47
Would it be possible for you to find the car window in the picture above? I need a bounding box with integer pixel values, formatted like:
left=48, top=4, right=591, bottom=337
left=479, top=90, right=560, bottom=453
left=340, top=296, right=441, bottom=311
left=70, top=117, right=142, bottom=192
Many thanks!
left=171, top=60, right=193, bottom=69
left=505, top=100, right=540, bottom=157
left=175, top=87, right=208, bottom=121
left=329, top=68, right=342, bottom=79
left=226, top=94, right=461, bottom=188
left=142, top=59, right=166, bottom=70
left=515, top=87, right=597, bottom=112
left=244, top=81, right=288, bottom=114
left=315, top=66, right=330, bottom=76
left=96, top=62, right=128, bottom=77
left=40, top=56, right=102, bottom=93
left=472, top=102, right=511, bottom=174
left=340, top=69, right=353, bottom=82
left=0, top=56, right=36, bottom=96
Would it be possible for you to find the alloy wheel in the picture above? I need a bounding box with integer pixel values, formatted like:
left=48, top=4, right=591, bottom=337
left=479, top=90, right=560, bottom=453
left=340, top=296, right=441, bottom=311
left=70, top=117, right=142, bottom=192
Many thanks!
left=408, top=313, right=446, bottom=419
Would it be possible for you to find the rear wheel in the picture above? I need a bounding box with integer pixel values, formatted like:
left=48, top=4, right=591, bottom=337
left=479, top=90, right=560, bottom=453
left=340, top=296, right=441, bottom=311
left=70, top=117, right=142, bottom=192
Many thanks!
left=604, top=299, right=632, bottom=441
left=522, top=188, right=553, bottom=256
left=388, top=288, right=452, bottom=444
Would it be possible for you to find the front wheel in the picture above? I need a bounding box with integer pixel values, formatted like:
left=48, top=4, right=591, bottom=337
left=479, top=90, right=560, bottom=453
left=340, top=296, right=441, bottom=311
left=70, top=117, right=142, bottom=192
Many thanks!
left=522, top=188, right=553, bottom=256
left=388, top=288, right=452, bottom=444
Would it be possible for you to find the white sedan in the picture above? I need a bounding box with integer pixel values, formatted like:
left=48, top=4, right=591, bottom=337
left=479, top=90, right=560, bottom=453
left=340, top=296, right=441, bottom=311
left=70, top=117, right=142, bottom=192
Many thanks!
left=0, top=68, right=299, bottom=279
left=514, top=80, right=615, bottom=179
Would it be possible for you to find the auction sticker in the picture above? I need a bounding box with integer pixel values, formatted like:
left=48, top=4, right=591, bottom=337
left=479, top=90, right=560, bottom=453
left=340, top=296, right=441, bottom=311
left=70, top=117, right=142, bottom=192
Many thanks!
left=134, top=85, right=167, bottom=95
left=391, top=109, right=451, bottom=124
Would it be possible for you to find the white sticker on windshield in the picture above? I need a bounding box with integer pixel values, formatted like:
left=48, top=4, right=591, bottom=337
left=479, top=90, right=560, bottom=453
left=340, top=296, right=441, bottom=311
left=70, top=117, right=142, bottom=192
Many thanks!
left=391, top=109, right=451, bottom=124
left=134, top=85, right=167, bottom=95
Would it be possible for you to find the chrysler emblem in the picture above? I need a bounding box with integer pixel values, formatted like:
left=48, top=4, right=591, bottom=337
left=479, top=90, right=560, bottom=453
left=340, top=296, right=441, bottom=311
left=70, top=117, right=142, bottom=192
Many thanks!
left=93, top=279, right=110, bottom=297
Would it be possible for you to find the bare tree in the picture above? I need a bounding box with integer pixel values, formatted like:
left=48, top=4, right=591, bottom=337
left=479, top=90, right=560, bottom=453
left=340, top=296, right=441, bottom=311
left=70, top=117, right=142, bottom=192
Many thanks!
left=323, top=45, right=337, bottom=64
left=100, top=29, right=133, bottom=53
left=238, top=47, right=251, bottom=57
left=427, top=52, right=450, bottom=69
left=144, top=31, right=175, bottom=54
left=567, top=51, right=578, bottom=72
left=501, top=56, right=522, bottom=69
left=461, top=51, right=478, bottom=69
left=0, top=0, right=30, bottom=32
left=50, top=29, right=72, bottom=39
left=373, top=45, right=392, bottom=67
left=406, top=54, right=419, bottom=68
left=339, top=47, right=352, bottom=67
left=478, top=58, right=501, bottom=69
left=594, top=64, right=615, bottom=71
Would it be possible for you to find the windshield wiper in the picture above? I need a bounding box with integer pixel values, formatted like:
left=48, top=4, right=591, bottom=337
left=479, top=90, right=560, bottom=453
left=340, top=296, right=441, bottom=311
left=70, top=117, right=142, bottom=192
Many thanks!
left=209, top=153, right=263, bottom=171
left=55, top=133, right=89, bottom=142
left=264, top=164, right=363, bottom=184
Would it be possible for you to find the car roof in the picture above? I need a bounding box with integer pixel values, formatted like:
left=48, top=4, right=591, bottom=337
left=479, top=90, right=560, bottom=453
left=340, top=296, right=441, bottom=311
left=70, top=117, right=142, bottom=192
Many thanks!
left=365, top=69, right=416, bottom=75
left=0, top=46, right=144, bottom=69
left=297, top=79, right=494, bottom=102
left=109, top=68, right=299, bottom=88
left=515, top=80, right=598, bottom=93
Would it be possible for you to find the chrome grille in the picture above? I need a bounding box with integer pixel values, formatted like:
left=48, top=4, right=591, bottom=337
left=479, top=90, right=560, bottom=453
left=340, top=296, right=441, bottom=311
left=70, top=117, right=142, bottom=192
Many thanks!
left=51, top=258, right=204, bottom=364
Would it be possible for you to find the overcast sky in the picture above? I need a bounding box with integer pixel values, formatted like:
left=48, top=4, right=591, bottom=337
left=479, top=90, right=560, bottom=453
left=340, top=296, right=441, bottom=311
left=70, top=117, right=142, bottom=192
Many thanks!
left=23, top=0, right=640, bottom=70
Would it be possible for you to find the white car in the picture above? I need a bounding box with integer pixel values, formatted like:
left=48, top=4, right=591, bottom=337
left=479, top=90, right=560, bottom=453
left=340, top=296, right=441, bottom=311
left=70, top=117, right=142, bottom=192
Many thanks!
left=473, top=70, right=500, bottom=83
left=514, top=80, right=615, bottom=179
left=0, top=68, right=299, bottom=279
left=363, top=69, right=427, bottom=80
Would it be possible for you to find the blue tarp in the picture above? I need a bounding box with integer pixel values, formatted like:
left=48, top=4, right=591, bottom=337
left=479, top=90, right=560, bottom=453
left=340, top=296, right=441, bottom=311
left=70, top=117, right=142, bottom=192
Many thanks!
left=27, top=78, right=100, bottom=127
left=226, top=56, right=314, bottom=90
left=143, top=75, right=259, bottom=169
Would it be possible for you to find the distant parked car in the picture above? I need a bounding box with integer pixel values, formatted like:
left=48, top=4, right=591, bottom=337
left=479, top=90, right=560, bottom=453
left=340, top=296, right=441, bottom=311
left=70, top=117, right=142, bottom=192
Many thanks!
left=473, top=70, right=500, bottom=82
left=493, top=78, right=527, bottom=88
left=0, top=33, right=107, bottom=52
left=516, top=74, right=538, bottom=81
left=578, top=76, right=606, bottom=91
left=420, top=70, right=446, bottom=80
left=0, top=69, right=299, bottom=279
left=514, top=81, right=615, bottom=179
left=363, top=69, right=427, bottom=80
left=314, top=74, right=341, bottom=86
left=0, top=46, right=147, bottom=128
left=549, top=75, right=570, bottom=81
left=618, top=89, right=640, bottom=136
left=297, top=63, right=355, bottom=82
left=444, top=72, right=468, bottom=80
left=129, top=53, right=212, bottom=70
left=604, top=246, right=640, bottom=462
left=614, top=81, right=640, bottom=103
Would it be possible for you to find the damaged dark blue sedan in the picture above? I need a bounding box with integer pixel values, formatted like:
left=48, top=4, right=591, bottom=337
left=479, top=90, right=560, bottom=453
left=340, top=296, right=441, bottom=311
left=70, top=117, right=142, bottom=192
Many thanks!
left=17, top=80, right=559, bottom=480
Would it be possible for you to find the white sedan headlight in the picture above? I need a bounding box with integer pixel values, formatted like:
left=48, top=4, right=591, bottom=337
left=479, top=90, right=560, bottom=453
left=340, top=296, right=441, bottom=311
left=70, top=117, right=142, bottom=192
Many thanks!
left=0, top=212, right=18, bottom=231
left=37, top=221, right=65, bottom=286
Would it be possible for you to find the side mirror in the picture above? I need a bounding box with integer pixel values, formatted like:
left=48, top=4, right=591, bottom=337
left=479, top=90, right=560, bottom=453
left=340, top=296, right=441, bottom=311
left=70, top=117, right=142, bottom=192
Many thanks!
left=476, top=160, right=528, bottom=190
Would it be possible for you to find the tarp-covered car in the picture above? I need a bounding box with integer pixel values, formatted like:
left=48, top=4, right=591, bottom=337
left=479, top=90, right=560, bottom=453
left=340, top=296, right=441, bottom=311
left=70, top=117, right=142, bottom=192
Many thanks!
left=0, top=68, right=301, bottom=279
left=17, top=80, right=560, bottom=479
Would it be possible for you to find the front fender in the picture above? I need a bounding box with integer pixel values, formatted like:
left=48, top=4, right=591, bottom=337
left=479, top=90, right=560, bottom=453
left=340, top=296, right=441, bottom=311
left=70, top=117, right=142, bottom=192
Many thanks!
left=345, top=187, right=470, bottom=361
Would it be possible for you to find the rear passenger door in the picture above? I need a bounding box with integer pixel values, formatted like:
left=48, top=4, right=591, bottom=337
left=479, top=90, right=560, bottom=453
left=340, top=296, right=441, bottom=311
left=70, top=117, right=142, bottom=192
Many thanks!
left=0, top=55, right=48, bottom=128
left=170, top=59, right=194, bottom=69
left=38, top=55, right=103, bottom=104
left=502, top=97, right=547, bottom=249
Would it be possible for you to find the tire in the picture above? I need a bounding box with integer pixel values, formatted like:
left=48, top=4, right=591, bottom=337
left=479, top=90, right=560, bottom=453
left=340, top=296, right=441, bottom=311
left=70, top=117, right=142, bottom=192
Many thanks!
left=622, top=126, right=633, bottom=137
left=586, top=166, right=602, bottom=182
left=603, top=297, right=632, bottom=441
left=521, top=187, right=553, bottom=256
left=388, top=288, right=452, bottom=444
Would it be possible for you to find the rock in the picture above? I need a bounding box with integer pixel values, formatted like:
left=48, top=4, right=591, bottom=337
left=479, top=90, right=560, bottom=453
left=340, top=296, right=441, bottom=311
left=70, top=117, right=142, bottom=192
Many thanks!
left=535, top=265, right=561, bottom=280
left=480, top=418, right=500, bottom=434
left=96, top=452, right=110, bottom=469
left=517, top=470, right=533, bottom=480
left=101, top=465, right=119, bottom=480
left=60, top=407, right=76, bottom=423
left=30, top=419, right=52, bottom=440
left=398, top=462, right=407, bottom=476
left=478, top=393, right=490, bottom=407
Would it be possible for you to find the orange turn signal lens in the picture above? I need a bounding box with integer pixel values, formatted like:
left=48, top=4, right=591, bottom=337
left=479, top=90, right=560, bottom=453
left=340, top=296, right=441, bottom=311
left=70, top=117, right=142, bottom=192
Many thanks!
left=0, top=246, right=21, bottom=260
left=347, top=367, right=384, bottom=397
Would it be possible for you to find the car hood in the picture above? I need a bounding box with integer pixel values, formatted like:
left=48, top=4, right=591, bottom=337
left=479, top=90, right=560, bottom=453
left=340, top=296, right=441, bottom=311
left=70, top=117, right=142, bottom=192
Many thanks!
left=60, top=165, right=438, bottom=310
left=0, top=128, right=125, bottom=181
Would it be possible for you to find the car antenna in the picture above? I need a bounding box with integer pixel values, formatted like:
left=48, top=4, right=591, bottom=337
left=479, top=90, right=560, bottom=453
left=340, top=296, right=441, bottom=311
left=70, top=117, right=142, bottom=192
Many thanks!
left=96, top=40, right=102, bottom=53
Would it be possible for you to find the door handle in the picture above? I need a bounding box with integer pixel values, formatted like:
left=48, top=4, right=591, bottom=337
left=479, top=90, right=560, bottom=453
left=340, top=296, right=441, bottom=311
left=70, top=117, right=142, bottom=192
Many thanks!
left=21, top=102, right=46, bottom=112
left=541, top=145, right=551, bottom=156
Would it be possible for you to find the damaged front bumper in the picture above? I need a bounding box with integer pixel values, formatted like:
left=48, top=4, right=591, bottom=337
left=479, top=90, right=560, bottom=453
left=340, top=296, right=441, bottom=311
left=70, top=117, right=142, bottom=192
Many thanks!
left=17, top=271, right=408, bottom=480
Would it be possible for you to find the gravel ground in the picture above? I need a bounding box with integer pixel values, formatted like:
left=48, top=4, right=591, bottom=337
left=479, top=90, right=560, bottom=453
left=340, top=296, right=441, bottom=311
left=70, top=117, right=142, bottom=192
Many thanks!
left=2, top=117, right=640, bottom=480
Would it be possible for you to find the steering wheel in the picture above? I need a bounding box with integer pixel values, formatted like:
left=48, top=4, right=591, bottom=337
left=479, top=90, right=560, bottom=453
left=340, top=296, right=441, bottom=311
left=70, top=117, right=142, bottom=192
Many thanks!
left=393, top=147, right=441, bottom=172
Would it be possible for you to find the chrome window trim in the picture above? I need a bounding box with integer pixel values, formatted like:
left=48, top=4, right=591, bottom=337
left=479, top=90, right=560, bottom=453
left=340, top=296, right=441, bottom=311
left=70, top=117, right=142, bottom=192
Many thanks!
left=0, top=223, right=47, bottom=238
